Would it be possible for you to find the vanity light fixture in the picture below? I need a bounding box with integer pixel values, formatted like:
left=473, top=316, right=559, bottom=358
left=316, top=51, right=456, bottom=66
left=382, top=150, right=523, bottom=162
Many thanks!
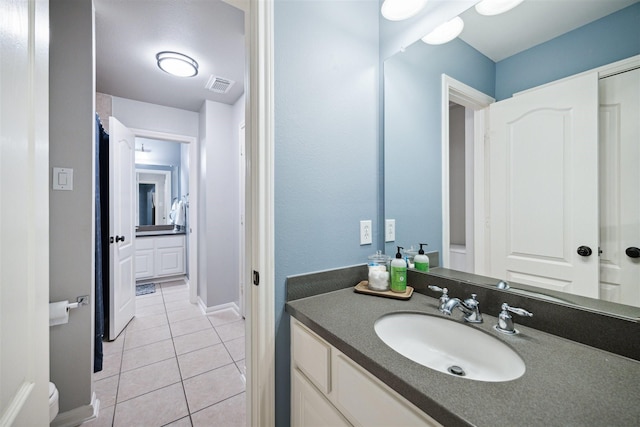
left=381, top=0, right=427, bottom=21
left=156, top=51, right=199, bottom=77
left=475, top=0, right=524, bottom=16
left=421, top=16, right=464, bottom=45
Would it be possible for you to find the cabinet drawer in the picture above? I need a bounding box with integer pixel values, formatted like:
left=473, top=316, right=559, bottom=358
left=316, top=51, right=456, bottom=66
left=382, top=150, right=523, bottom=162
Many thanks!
left=332, top=351, right=442, bottom=427
left=136, top=237, right=154, bottom=250
left=292, top=320, right=332, bottom=394
left=155, top=235, right=185, bottom=249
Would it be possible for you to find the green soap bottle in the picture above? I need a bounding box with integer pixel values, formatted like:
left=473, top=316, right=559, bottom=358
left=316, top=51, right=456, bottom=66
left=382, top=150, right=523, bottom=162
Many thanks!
left=414, top=243, right=430, bottom=272
left=390, top=246, right=407, bottom=293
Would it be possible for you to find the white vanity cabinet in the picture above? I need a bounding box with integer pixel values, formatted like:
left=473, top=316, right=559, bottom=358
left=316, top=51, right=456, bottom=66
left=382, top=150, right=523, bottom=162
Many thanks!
left=291, top=318, right=442, bottom=427
left=135, top=234, right=186, bottom=280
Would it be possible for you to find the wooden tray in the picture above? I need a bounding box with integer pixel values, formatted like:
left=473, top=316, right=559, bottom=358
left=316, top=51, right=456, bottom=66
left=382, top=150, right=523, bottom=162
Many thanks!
left=354, top=281, right=413, bottom=300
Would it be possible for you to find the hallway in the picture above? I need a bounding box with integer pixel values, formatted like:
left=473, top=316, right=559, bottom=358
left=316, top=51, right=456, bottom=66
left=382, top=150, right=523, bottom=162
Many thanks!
left=86, top=281, right=246, bottom=426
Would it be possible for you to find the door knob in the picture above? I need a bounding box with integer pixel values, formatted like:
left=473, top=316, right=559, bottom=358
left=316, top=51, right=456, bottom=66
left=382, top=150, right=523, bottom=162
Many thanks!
left=577, top=246, right=592, bottom=257
left=626, top=247, right=640, bottom=259
left=116, top=235, right=125, bottom=243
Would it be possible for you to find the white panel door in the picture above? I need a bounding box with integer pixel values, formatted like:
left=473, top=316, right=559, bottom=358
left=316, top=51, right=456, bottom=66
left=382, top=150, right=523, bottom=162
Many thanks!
left=0, top=0, right=50, bottom=425
left=109, top=117, right=136, bottom=340
left=489, top=72, right=599, bottom=298
left=599, top=68, right=640, bottom=306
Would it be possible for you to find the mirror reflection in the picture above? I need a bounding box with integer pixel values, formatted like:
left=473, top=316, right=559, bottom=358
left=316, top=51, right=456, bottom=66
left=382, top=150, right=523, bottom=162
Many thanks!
left=135, top=137, right=185, bottom=227
left=384, top=0, right=640, bottom=315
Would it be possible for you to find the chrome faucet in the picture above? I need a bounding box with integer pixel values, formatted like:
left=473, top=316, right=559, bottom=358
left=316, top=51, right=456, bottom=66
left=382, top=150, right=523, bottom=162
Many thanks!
left=441, top=293, right=483, bottom=323
left=495, top=303, right=533, bottom=334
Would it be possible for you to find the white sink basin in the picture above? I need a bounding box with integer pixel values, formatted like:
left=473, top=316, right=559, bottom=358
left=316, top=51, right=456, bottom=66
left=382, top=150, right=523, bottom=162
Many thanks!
left=374, top=312, right=525, bottom=382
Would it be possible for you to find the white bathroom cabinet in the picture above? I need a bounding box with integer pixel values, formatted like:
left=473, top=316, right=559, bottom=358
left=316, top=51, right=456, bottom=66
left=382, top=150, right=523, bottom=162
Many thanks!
left=135, top=234, right=186, bottom=280
left=291, top=318, right=442, bottom=427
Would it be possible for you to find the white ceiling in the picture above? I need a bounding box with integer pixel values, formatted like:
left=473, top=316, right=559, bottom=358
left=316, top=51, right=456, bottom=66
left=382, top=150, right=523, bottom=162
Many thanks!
left=94, top=0, right=246, bottom=112
left=459, top=0, right=638, bottom=62
left=95, top=0, right=636, bottom=112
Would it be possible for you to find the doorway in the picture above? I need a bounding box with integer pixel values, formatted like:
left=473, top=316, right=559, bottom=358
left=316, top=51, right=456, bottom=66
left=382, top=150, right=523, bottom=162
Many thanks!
left=130, top=129, right=199, bottom=306
left=441, top=75, right=494, bottom=274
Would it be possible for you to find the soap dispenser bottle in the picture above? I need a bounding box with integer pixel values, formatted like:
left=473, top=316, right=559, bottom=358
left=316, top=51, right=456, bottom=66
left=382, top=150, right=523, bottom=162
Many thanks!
left=390, top=246, right=407, bottom=293
left=414, top=243, right=430, bottom=272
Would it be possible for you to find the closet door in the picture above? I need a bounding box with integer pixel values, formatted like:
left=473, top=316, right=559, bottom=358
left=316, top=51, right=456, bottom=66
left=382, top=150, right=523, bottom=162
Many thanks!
left=599, top=68, right=640, bottom=307
left=488, top=72, right=599, bottom=298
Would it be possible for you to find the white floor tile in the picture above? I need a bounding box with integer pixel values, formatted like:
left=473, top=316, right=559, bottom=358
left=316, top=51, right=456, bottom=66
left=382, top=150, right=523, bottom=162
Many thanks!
left=177, top=344, right=234, bottom=379
left=191, top=393, right=245, bottom=427
left=182, top=364, right=245, bottom=413
left=117, top=358, right=181, bottom=402
left=173, top=328, right=221, bottom=356
left=113, top=383, right=188, bottom=427
left=121, top=338, right=176, bottom=372
left=214, top=319, right=245, bottom=342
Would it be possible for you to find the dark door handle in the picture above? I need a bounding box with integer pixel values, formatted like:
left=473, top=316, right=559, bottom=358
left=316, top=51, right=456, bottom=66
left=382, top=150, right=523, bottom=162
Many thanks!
left=116, top=235, right=125, bottom=243
left=577, top=246, right=592, bottom=257
left=626, top=247, right=640, bottom=258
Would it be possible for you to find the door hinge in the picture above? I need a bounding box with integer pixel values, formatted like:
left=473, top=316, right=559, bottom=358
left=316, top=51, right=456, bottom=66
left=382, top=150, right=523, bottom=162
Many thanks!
left=253, top=270, right=260, bottom=286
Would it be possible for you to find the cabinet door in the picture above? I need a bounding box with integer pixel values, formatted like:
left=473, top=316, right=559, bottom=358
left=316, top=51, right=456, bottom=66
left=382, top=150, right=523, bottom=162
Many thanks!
left=292, top=368, right=352, bottom=427
left=135, top=249, right=155, bottom=280
left=156, top=247, right=185, bottom=276
left=155, top=235, right=186, bottom=277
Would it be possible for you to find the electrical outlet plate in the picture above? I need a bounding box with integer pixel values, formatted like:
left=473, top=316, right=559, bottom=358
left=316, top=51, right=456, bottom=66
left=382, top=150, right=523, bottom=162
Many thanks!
left=385, top=219, right=395, bottom=242
left=360, top=220, right=372, bottom=245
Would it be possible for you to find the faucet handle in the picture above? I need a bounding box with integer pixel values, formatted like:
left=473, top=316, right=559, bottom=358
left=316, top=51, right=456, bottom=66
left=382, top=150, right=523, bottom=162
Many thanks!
left=503, top=303, right=533, bottom=318
left=495, top=303, right=532, bottom=335
left=428, top=285, right=449, bottom=312
left=428, top=285, right=447, bottom=294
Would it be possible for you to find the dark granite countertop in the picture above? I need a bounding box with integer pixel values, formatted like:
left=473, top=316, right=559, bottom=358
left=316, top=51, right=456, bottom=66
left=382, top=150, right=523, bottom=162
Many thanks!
left=286, top=288, right=640, bottom=427
left=135, top=229, right=186, bottom=237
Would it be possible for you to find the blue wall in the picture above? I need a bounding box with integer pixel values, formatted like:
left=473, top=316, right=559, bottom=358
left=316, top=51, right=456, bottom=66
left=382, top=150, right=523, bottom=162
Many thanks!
left=274, top=0, right=380, bottom=425
left=384, top=39, right=495, bottom=256
left=496, top=2, right=640, bottom=100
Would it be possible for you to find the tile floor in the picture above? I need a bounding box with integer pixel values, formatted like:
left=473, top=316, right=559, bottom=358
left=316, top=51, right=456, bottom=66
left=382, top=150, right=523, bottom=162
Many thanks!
left=85, top=281, right=246, bottom=427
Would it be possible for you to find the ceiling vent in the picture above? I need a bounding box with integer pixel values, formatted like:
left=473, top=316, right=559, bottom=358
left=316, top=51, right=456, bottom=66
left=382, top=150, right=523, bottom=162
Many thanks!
left=205, top=75, right=235, bottom=94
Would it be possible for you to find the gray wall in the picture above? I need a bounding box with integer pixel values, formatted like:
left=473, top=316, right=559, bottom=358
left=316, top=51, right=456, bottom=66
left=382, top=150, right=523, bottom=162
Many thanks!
left=274, top=0, right=381, bottom=424
left=198, top=99, right=243, bottom=308
left=49, top=0, right=95, bottom=413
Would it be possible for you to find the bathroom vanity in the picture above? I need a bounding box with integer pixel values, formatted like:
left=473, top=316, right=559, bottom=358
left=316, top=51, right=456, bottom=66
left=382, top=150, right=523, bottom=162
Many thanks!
left=286, top=269, right=640, bottom=427
left=135, top=227, right=186, bottom=281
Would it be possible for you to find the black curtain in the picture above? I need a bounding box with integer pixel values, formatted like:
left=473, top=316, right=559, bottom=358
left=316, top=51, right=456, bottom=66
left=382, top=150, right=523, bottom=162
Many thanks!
left=94, top=114, right=110, bottom=371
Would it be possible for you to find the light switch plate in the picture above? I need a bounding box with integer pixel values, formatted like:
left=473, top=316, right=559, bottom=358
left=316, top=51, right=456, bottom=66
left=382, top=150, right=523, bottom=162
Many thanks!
left=385, top=219, right=395, bottom=242
left=53, top=167, right=73, bottom=190
left=360, top=220, right=372, bottom=245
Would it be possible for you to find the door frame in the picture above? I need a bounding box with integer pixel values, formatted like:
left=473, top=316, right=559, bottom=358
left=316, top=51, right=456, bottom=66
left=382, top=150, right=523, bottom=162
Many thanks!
left=135, top=169, right=172, bottom=226
left=441, top=75, right=494, bottom=273
left=246, top=0, right=275, bottom=425
left=239, top=121, right=246, bottom=317
left=130, top=128, right=199, bottom=305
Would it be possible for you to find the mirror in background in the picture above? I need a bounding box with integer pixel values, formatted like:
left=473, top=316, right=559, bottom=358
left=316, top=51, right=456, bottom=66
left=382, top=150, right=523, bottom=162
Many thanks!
left=135, top=137, right=187, bottom=227
left=384, top=0, right=640, bottom=316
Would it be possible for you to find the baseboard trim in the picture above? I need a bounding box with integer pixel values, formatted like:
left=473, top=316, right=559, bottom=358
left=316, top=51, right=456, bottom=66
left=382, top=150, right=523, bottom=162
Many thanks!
left=51, top=393, right=99, bottom=427
left=196, top=297, right=240, bottom=316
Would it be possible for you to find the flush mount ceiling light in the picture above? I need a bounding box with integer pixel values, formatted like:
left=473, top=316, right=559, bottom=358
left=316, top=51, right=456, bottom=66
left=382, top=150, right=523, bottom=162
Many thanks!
left=381, top=0, right=428, bottom=21
left=156, top=51, right=199, bottom=77
left=475, top=0, right=524, bottom=16
left=421, top=16, right=464, bottom=45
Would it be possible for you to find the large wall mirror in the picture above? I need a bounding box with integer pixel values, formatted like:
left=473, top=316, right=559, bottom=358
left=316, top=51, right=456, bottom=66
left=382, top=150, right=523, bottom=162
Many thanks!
left=135, top=137, right=186, bottom=227
left=384, top=0, right=640, bottom=317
